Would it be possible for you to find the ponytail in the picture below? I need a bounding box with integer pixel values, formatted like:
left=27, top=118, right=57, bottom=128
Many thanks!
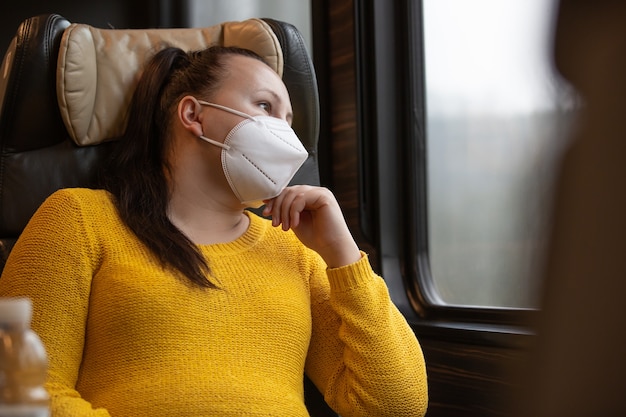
left=100, top=45, right=267, bottom=288
left=101, top=47, right=210, bottom=287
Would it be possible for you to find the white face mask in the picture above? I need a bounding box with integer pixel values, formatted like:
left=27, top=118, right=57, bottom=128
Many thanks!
left=197, top=100, right=308, bottom=208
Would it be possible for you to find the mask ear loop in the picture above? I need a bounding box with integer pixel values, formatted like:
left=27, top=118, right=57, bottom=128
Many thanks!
left=197, top=100, right=255, bottom=121
left=194, top=99, right=234, bottom=150
left=199, top=135, right=231, bottom=150
left=196, top=99, right=257, bottom=149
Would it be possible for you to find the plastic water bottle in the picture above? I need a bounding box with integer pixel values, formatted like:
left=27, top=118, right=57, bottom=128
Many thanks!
left=0, top=297, right=49, bottom=417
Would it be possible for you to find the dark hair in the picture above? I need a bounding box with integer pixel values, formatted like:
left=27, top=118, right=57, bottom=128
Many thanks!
left=100, top=45, right=267, bottom=288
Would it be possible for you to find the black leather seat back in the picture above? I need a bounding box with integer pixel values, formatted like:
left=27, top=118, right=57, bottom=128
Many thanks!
left=0, top=14, right=320, bottom=270
left=0, top=13, right=334, bottom=417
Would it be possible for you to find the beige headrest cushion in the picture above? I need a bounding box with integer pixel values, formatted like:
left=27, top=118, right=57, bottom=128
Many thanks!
left=57, top=18, right=283, bottom=146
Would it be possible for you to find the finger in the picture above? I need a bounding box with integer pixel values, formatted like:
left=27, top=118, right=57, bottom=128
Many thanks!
left=269, top=192, right=284, bottom=227
left=279, top=189, right=300, bottom=231
left=289, top=191, right=308, bottom=229
left=262, top=199, right=273, bottom=217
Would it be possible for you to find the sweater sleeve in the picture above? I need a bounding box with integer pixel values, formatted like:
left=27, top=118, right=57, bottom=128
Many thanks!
left=305, top=252, right=428, bottom=417
left=0, top=190, right=111, bottom=416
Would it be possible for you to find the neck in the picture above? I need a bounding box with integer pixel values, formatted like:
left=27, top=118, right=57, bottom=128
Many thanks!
left=166, top=166, right=250, bottom=245
left=165, top=129, right=251, bottom=245
left=167, top=192, right=250, bottom=245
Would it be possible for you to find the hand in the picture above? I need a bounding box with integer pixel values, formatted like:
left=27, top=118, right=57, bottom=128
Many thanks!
left=263, top=185, right=362, bottom=268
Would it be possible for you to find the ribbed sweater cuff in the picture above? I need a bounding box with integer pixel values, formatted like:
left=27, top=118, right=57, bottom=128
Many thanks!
left=326, top=251, right=374, bottom=292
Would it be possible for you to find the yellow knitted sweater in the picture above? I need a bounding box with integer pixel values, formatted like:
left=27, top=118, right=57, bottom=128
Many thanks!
left=0, top=188, right=427, bottom=417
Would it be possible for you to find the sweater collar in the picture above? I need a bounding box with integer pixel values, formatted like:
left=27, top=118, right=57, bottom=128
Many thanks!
left=198, top=211, right=268, bottom=256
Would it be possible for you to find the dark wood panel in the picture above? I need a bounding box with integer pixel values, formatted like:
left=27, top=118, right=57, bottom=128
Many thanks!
left=324, top=0, right=379, bottom=268
left=320, top=1, right=523, bottom=417
left=420, top=338, right=521, bottom=417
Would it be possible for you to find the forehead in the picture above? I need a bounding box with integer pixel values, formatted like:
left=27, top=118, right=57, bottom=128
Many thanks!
left=220, top=55, right=289, bottom=95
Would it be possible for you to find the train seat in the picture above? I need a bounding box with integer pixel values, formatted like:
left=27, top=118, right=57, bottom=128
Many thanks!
left=0, top=13, right=334, bottom=416
left=0, top=13, right=320, bottom=270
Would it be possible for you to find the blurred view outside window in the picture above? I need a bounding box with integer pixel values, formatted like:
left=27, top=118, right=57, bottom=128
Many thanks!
left=186, top=0, right=311, bottom=52
left=422, top=0, right=577, bottom=308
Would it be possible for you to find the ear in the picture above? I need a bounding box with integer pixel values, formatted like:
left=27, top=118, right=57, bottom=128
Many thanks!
left=177, top=96, right=204, bottom=137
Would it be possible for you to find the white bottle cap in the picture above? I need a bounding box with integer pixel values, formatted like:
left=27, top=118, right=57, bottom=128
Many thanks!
left=0, top=297, right=33, bottom=327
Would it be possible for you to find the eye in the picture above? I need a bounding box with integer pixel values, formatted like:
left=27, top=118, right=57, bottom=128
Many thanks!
left=258, top=102, right=271, bottom=113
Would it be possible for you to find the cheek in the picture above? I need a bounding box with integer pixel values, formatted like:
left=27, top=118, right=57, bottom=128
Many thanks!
left=204, top=116, right=240, bottom=144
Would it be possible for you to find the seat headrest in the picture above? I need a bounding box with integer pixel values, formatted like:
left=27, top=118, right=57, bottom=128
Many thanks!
left=56, top=18, right=283, bottom=146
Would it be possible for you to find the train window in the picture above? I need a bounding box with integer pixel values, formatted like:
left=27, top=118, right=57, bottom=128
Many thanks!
left=420, top=0, right=575, bottom=308
left=186, top=0, right=312, bottom=52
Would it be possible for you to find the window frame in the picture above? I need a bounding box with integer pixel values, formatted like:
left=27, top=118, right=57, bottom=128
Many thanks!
left=354, top=0, right=536, bottom=340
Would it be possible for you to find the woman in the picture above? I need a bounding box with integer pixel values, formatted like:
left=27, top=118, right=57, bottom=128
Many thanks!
left=0, top=45, right=428, bottom=416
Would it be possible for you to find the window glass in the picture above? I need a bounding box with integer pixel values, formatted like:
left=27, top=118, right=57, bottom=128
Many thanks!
left=186, top=0, right=312, bottom=53
left=422, top=0, right=576, bottom=308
